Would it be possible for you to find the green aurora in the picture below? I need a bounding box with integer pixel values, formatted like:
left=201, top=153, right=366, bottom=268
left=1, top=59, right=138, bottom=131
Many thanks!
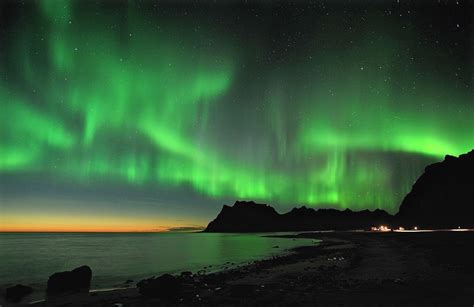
left=1, top=1, right=472, bottom=219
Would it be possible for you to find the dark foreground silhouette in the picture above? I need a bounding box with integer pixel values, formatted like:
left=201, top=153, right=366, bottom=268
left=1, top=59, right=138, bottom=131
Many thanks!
left=5, top=284, right=33, bottom=303
left=3, top=266, right=92, bottom=304
left=46, top=265, right=92, bottom=296
left=206, top=150, right=474, bottom=232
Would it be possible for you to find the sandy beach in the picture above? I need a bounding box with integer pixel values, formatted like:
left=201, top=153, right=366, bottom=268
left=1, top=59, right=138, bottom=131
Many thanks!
left=23, top=230, right=473, bottom=306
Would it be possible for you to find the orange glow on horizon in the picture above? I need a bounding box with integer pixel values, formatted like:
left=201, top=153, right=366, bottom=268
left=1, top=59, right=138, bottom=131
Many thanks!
left=0, top=212, right=205, bottom=233
left=0, top=225, right=170, bottom=233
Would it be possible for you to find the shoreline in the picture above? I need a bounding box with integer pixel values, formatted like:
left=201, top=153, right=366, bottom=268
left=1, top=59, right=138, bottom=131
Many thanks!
left=0, top=231, right=312, bottom=304
left=1, top=232, right=316, bottom=305
left=5, top=231, right=474, bottom=306
left=15, top=234, right=330, bottom=306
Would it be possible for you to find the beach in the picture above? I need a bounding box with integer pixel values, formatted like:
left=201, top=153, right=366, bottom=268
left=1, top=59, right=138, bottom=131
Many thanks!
left=25, top=230, right=474, bottom=306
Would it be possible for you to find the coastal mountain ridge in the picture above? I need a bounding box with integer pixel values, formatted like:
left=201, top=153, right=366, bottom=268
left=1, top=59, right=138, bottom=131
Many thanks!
left=204, top=201, right=394, bottom=232
left=205, top=149, right=474, bottom=232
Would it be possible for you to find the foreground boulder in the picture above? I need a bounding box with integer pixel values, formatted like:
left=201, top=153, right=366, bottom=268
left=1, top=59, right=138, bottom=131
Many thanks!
left=5, top=284, right=33, bottom=302
left=137, top=274, right=181, bottom=299
left=47, top=265, right=92, bottom=295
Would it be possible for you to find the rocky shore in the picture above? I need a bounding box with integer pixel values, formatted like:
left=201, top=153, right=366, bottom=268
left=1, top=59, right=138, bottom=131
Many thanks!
left=5, top=230, right=468, bottom=306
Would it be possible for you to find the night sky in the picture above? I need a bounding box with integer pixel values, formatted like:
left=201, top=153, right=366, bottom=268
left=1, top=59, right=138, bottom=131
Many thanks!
left=0, top=0, right=472, bottom=231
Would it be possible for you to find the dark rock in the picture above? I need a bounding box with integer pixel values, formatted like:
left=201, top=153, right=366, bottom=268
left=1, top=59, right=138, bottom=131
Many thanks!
left=397, top=150, right=474, bottom=228
left=125, top=279, right=133, bottom=283
left=5, top=284, right=33, bottom=302
left=47, top=265, right=92, bottom=295
left=137, top=274, right=181, bottom=300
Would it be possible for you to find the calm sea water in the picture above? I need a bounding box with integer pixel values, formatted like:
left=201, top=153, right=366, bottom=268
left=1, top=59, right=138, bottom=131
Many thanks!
left=0, top=232, right=318, bottom=292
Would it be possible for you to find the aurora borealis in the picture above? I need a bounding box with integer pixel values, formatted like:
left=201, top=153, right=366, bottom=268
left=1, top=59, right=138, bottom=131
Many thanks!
left=0, top=1, right=472, bottom=231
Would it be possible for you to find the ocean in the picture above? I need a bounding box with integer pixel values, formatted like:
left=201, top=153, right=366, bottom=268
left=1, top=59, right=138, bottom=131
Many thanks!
left=0, top=232, right=318, bottom=294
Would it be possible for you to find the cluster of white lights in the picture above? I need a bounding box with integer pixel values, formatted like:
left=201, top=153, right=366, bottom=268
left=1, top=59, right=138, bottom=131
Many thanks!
left=369, top=225, right=472, bottom=233
left=370, top=226, right=419, bottom=232
left=371, top=225, right=391, bottom=232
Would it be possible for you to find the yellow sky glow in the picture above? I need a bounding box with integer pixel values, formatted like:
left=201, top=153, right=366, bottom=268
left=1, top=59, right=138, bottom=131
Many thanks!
left=0, top=212, right=204, bottom=232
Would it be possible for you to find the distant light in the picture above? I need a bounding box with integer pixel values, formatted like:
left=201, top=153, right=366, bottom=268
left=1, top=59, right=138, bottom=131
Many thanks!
left=458, top=226, right=461, bottom=229
left=371, top=225, right=392, bottom=232
left=413, top=226, right=418, bottom=230
left=398, top=227, right=405, bottom=231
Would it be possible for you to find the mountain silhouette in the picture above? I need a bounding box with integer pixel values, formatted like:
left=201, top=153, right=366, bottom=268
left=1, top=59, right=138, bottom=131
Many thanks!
left=397, top=149, right=474, bottom=228
left=205, top=201, right=393, bottom=232
left=205, top=149, right=474, bottom=232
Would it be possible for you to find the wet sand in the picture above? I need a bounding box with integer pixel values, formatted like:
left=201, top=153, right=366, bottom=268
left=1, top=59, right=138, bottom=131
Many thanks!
left=29, top=231, right=474, bottom=306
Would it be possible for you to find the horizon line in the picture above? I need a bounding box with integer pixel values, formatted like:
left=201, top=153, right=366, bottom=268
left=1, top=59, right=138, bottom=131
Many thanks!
left=0, top=230, right=204, bottom=233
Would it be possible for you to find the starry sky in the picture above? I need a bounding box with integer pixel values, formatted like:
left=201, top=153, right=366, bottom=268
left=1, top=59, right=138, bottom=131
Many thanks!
left=0, top=0, right=472, bottom=231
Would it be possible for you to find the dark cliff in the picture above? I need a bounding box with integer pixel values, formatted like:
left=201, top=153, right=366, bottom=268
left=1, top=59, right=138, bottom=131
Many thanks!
left=397, top=150, right=474, bottom=228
